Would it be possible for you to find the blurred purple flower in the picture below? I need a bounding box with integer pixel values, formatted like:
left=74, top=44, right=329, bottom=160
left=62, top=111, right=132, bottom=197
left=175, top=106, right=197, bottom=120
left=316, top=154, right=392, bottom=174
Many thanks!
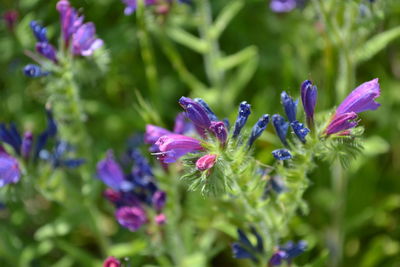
left=0, top=152, right=21, bottom=187
left=56, top=0, right=84, bottom=46
left=145, top=125, right=172, bottom=146
left=72, top=22, right=103, bottom=56
left=301, top=80, right=317, bottom=127
left=4, top=10, right=18, bottom=31
left=270, top=0, right=297, bottom=13
left=97, top=151, right=125, bottom=190
left=21, top=132, right=33, bottom=159
left=155, top=213, right=166, bottom=225
left=115, top=206, right=147, bottom=231
left=36, top=42, right=58, bottom=62
left=152, top=190, right=166, bottom=211
left=179, top=96, right=211, bottom=131
left=122, top=0, right=156, bottom=15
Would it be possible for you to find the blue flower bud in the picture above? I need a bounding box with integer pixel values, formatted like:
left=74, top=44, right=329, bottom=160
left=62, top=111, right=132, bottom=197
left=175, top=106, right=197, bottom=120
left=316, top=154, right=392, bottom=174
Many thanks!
left=248, top=114, right=269, bottom=147
left=194, top=98, right=218, bottom=121
left=301, top=80, right=317, bottom=127
left=290, top=121, right=310, bottom=143
left=272, top=149, right=292, bottom=160
left=179, top=97, right=211, bottom=130
left=23, top=64, right=48, bottom=78
left=281, top=91, right=298, bottom=122
left=30, top=21, right=48, bottom=43
left=233, top=101, right=251, bottom=139
left=272, top=114, right=289, bottom=146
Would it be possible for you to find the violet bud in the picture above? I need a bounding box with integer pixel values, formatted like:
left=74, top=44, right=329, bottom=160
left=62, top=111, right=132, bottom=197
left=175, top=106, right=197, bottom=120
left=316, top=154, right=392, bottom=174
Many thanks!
left=209, top=121, right=228, bottom=145
left=36, top=42, right=58, bottom=62
left=103, top=256, right=121, bottom=267
left=281, top=91, right=298, bottom=123
left=233, top=101, right=251, bottom=138
left=248, top=114, right=269, bottom=147
left=21, top=131, right=33, bottom=159
left=300, top=80, right=317, bottom=127
left=96, top=151, right=125, bottom=190
left=194, top=98, right=218, bottom=121
left=179, top=97, right=211, bottom=130
left=23, top=64, right=49, bottom=78
left=272, top=114, right=289, bottom=146
left=196, top=154, right=217, bottom=171
left=272, top=149, right=292, bottom=160
left=115, top=206, right=147, bottom=232
left=152, top=190, right=166, bottom=211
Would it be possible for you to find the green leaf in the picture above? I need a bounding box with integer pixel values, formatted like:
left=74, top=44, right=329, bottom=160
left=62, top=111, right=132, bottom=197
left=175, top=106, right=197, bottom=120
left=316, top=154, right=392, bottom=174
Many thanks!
left=166, top=28, right=209, bottom=54
left=354, top=26, right=400, bottom=63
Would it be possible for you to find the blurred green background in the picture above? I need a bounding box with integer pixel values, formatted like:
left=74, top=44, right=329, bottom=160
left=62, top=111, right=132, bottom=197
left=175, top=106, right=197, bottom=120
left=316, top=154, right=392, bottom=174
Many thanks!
left=1, top=0, right=399, bottom=266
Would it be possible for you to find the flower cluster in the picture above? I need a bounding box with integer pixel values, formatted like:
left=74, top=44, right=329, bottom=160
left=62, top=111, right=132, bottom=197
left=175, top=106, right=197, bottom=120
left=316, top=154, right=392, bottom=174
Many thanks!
left=231, top=227, right=306, bottom=265
left=24, top=0, right=103, bottom=78
left=0, top=109, right=84, bottom=187
left=96, top=148, right=167, bottom=231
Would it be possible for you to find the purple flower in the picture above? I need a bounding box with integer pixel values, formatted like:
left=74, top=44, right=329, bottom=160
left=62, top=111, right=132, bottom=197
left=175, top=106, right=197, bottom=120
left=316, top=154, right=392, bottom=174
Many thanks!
left=122, top=0, right=157, bottom=15
left=269, top=251, right=287, bottom=266
left=21, top=132, right=33, bottom=159
left=272, top=149, right=292, bottom=160
left=179, top=97, right=211, bottom=134
left=152, top=190, right=166, bottom=211
left=56, top=0, right=84, bottom=46
left=290, top=120, right=310, bottom=143
left=209, top=121, right=228, bottom=145
left=269, top=241, right=307, bottom=266
left=36, top=42, right=58, bottom=62
left=155, top=134, right=203, bottom=163
left=325, top=79, right=380, bottom=135
left=335, top=78, right=381, bottom=115
left=196, top=154, right=217, bottom=171
left=115, top=206, right=147, bottom=231
left=301, top=80, right=317, bottom=127
left=30, top=21, right=48, bottom=43
left=248, top=114, right=270, bottom=147
left=194, top=98, right=218, bottom=121
left=145, top=125, right=172, bottom=145
left=103, top=256, right=121, bottom=267
left=0, top=152, right=21, bottom=187
left=72, top=22, right=103, bottom=56
left=231, top=227, right=264, bottom=263
left=325, top=112, right=358, bottom=135
left=270, top=0, right=297, bottom=13
left=96, top=151, right=125, bottom=190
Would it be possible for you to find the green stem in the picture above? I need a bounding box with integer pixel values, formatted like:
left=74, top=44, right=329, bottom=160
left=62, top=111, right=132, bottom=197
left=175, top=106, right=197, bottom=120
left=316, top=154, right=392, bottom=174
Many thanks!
left=137, top=1, right=159, bottom=106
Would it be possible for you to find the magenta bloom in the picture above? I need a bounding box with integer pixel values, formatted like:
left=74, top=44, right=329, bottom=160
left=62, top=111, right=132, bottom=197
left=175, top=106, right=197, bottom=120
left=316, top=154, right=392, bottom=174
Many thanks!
left=155, top=134, right=203, bottom=163
left=115, top=206, right=147, bottom=231
left=56, top=0, right=84, bottom=46
left=152, top=190, right=166, bottom=211
left=145, top=125, right=172, bottom=145
left=325, top=79, right=381, bottom=135
left=4, top=10, right=18, bottom=31
left=72, top=22, right=103, bottom=56
left=96, top=151, right=125, bottom=190
left=0, top=152, right=21, bottom=187
left=196, top=154, right=217, bottom=171
left=155, top=213, right=166, bottom=225
left=103, top=256, right=121, bottom=267
left=209, top=121, right=228, bottom=145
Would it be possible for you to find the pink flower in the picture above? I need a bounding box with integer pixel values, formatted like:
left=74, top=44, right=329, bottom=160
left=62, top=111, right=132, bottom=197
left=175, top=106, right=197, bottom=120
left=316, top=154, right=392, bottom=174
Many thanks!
left=196, top=154, right=217, bottom=171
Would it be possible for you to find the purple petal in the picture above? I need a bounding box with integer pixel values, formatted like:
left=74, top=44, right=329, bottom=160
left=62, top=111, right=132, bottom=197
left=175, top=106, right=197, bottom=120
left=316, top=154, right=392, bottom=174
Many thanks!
left=115, top=206, right=147, bottom=231
left=96, top=151, right=125, bottom=189
left=336, top=78, right=381, bottom=115
left=0, top=153, right=21, bottom=187
left=325, top=112, right=358, bottom=135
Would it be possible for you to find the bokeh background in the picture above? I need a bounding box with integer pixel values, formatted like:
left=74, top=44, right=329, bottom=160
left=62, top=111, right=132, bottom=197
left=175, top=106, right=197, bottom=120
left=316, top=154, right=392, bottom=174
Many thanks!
left=0, top=0, right=399, bottom=266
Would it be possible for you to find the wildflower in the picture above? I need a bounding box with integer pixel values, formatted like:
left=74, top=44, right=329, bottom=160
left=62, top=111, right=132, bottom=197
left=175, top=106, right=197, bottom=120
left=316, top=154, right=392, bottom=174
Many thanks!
left=96, top=151, right=125, bottom=190
left=39, top=141, right=85, bottom=169
left=179, top=97, right=211, bottom=130
left=36, top=42, right=58, bottom=62
left=173, top=112, right=192, bottom=134
left=194, top=98, right=218, bottom=121
left=290, top=121, right=310, bottom=143
left=209, top=121, right=228, bottom=145
left=0, top=123, right=22, bottom=155
left=272, top=114, right=289, bottom=146
left=115, top=206, right=147, bottom=232
left=281, top=91, right=298, bottom=123
left=248, top=114, right=270, bottom=147
left=196, top=154, right=217, bottom=171
left=56, top=0, right=84, bottom=46
left=0, top=152, right=21, bottom=187
left=272, top=149, right=292, bottom=160
left=233, top=101, right=251, bottom=138
left=152, top=190, right=166, bottom=211
left=30, top=21, right=48, bottom=43
left=301, top=80, right=317, bottom=127
left=4, top=10, right=18, bottom=31
left=23, top=64, right=49, bottom=78
left=269, top=241, right=307, bottom=266
left=155, top=134, right=203, bottom=163
left=324, top=79, right=380, bottom=135
left=231, top=227, right=264, bottom=263
left=72, top=22, right=104, bottom=56
left=155, top=213, right=166, bottom=225
left=270, top=0, right=299, bottom=13
left=103, top=256, right=121, bottom=267
left=145, top=125, right=172, bottom=146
